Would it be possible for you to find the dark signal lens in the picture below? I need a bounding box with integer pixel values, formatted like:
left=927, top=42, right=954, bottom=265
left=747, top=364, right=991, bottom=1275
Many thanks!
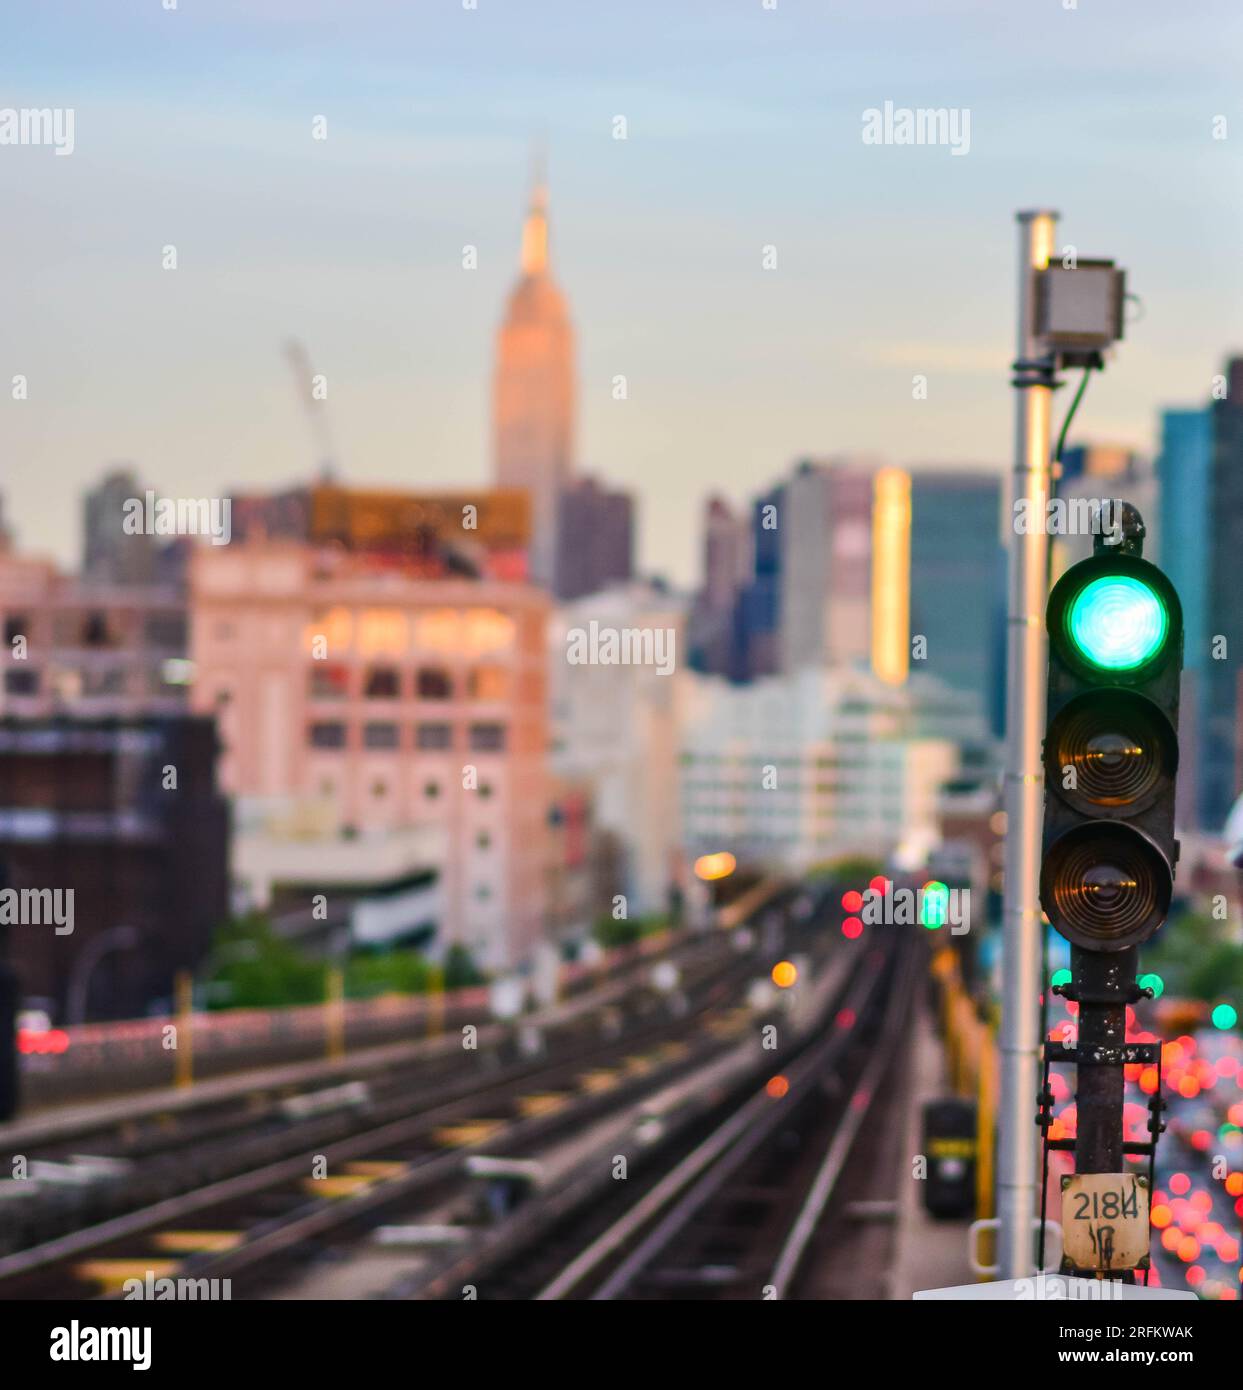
left=1040, top=822, right=1172, bottom=951
left=1045, top=690, right=1176, bottom=813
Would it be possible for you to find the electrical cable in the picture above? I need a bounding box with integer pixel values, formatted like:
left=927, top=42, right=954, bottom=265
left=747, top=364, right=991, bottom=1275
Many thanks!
left=1053, top=364, right=1095, bottom=478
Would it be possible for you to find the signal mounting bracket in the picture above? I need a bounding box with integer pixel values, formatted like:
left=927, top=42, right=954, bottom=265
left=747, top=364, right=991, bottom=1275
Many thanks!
left=1035, top=1037, right=1167, bottom=1279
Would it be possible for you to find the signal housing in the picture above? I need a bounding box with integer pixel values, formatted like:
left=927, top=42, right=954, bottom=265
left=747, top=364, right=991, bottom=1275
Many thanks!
left=1040, top=524, right=1183, bottom=953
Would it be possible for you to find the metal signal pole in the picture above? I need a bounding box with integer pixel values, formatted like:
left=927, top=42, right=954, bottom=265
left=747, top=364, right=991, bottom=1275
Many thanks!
left=997, top=209, right=1059, bottom=1279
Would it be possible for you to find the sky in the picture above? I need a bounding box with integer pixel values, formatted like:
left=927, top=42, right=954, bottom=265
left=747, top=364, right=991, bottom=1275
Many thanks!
left=2, top=0, right=1241, bottom=585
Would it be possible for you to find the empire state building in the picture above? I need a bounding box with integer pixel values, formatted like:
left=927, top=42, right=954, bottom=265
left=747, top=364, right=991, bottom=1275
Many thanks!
left=492, top=177, right=576, bottom=587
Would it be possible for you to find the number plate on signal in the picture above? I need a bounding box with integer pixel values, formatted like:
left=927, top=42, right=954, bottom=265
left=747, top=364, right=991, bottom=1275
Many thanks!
left=1061, top=1172, right=1149, bottom=1272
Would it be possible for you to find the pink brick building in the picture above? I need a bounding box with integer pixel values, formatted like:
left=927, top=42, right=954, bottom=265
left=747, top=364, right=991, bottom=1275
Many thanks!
left=190, top=540, right=549, bottom=970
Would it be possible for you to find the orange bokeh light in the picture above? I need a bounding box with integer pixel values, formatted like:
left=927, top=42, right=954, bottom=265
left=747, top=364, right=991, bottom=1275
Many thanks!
left=771, top=961, right=798, bottom=989
left=694, top=851, right=737, bottom=882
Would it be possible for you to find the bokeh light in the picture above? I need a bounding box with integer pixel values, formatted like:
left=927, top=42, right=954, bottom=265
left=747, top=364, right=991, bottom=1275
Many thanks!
left=771, top=960, right=798, bottom=989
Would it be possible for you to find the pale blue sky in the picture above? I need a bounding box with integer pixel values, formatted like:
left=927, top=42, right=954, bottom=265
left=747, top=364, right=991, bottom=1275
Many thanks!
left=3, top=0, right=1240, bottom=583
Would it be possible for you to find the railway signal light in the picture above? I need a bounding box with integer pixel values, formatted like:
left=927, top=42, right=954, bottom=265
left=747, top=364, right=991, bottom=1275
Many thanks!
left=1040, top=506, right=1182, bottom=953
left=1037, top=504, right=1179, bottom=1263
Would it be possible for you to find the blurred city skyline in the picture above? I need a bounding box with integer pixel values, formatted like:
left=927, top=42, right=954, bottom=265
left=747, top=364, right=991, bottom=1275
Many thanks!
left=4, top=0, right=1243, bottom=584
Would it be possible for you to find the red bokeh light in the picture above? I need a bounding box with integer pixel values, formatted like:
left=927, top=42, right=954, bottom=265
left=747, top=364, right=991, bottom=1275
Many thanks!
left=17, top=1028, right=69, bottom=1056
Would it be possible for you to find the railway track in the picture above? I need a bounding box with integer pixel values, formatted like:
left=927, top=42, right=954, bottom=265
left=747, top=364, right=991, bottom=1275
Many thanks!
left=0, top=892, right=826, bottom=1298
left=0, top=925, right=754, bottom=1257
left=388, top=930, right=912, bottom=1301
left=519, top=933, right=916, bottom=1301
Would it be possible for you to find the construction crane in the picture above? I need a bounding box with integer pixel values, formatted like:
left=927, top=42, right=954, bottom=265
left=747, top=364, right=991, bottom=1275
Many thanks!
left=284, top=338, right=338, bottom=482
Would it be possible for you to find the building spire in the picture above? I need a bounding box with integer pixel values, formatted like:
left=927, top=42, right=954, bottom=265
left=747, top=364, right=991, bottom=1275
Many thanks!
left=520, top=143, right=549, bottom=276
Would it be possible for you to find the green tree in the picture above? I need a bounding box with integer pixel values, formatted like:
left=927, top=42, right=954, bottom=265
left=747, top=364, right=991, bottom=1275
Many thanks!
left=204, top=913, right=326, bottom=1009
left=593, top=914, right=641, bottom=949
left=443, top=943, right=484, bottom=989
left=1143, top=909, right=1243, bottom=1002
left=345, top=950, right=432, bottom=998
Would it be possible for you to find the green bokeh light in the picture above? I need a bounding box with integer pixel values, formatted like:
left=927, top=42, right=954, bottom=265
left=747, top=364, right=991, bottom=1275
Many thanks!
left=1138, top=972, right=1165, bottom=999
left=1211, top=1002, right=1238, bottom=1030
left=919, top=880, right=949, bottom=929
left=1051, top=968, right=1072, bottom=988
left=1068, top=575, right=1168, bottom=671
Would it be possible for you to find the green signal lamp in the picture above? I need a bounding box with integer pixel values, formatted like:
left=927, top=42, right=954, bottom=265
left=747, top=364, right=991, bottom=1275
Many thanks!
left=1067, top=575, right=1169, bottom=672
left=1047, top=545, right=1182, bottom=689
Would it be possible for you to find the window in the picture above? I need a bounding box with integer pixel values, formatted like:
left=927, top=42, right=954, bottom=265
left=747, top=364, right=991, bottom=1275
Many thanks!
left=145, top=614, right=186, bottom=648
left=308, top=721, right=347, bottom=749
left=363, top=721, right=400, bottom=750
left=476, top=831, right=492, bottom=850
left=469, top=723, right=506, bottom=753
left=364, top=665, right=401, bottom=699
left=83, top=669, right=126, bottom=696
left=423, top=781, right=441, bottom=799
left=4, top=669, right=39, bottom=696
left=3, top=615, right=28, bottom=645
left=468, top=665, right=509, bottom=700
left=417, top=667, right=452, bottom=699
left=83, top=612, right=113, bottom=647
left=308, top=664, right=350, bottom=700
left=416, top=722, right=453, bottom=751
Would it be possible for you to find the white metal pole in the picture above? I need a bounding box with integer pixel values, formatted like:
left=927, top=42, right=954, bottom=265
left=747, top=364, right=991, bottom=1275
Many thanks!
left=997, top=208, right=1058, bottom=1279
